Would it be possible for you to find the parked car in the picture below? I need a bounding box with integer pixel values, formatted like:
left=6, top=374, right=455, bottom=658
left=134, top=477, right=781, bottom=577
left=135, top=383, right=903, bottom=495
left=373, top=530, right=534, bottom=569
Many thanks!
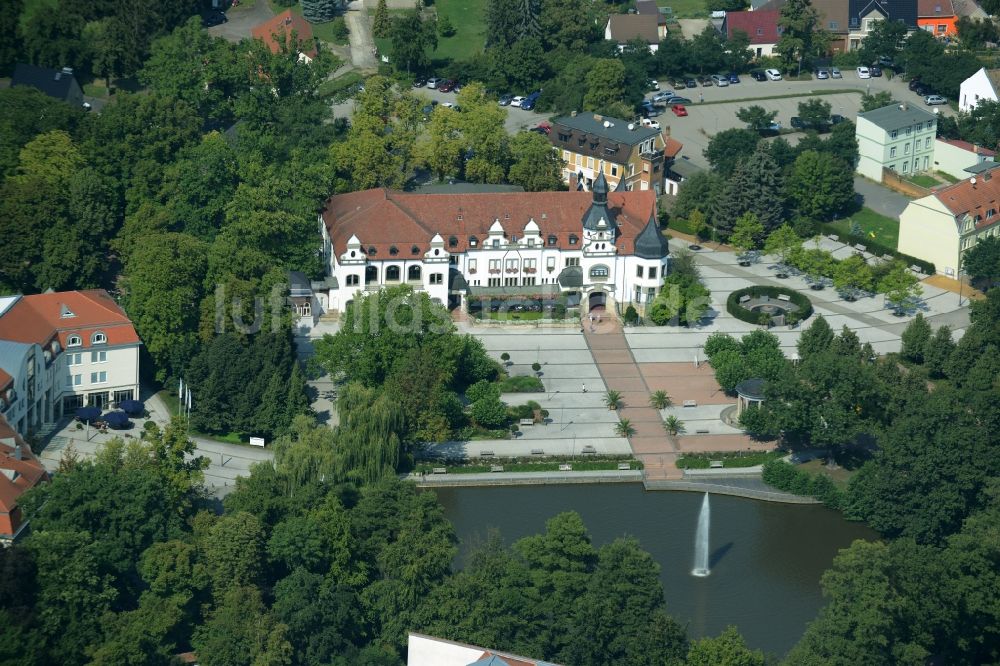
left=202, top=10, right=227, bottom=26
left=908, top=77, right=923, bottom=91
left=831, top=67, right=842, bottom=78
left=651, top=91, right=674, bottom=104
left=750, top=70, right=767, bottom=81
left=509, top=95, right=526, bottom=107
left=830, top=114, right=846, bottom=125
left=710, top=74, right=729, bottom=87
left=925, top=94, right=947, bottom=105
left=698, top=75, right=713, bottom=86
left=765, top=68, right=782, bottom=81
left=440, top=101, right=456, bottom=109
left=641, top=117, right=661, bottom=129
left=759, top=120, right=781, bottom=134
left=648, top=79, right=660, bottom=90
left=685, top=78, right=697, bottom=88
left=914, top=82, right=932, bottom=96
left=667, top=96, right=692, bottom=105
left=728, top=72, right=740, bottom=84
left=671, top=104, right=688, bottom=117
left=870, top=65, right=882, bottom=77
left=528, top=126, right=548, bottom=135
left=790, top=116, right=805, bottom=129
left=856, top=66, right=870, bottom=79
left=426, top=77, right=443, bottom=89
left=670, top=79, right=686, bottom=89
left=421, top=101, right=438, bottom=118
left=498, top=94, right=513, bottom=106
left=412, top=78, right=426, bottom=88
left=816, top=68, right=829, bottom=79
left=438, top=79, right=457, bottom=92
left=521, top=91, right=541, bottom=110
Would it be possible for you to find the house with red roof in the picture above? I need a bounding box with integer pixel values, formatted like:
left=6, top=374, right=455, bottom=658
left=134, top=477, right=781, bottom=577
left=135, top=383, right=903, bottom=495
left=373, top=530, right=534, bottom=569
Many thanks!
left=934, top=138, right=996, bottom=180
left=0, top=290, right=141, bottom=437
left=0, top=415, right=50, bottom=543
left=251, top=9, right=318, bottom=64
left=407, top=632, right=564, bottom=666
left=899, top=164, right=1000, bottom=276
left=725, top=9, right=782, bottom=58
left=319, top=172, right=669, bottom=317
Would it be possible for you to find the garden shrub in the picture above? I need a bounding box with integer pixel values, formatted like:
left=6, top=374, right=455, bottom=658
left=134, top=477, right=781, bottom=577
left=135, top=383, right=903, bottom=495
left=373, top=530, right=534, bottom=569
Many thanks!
left=466, top=379, right=500, bottom=403
left=499, top=375, right=544, bottom=392
left=726, top=286, right=813, bottom=326
left=624, top=305, right=639, bottom=325
left=762, top=460, right=846, bottom=509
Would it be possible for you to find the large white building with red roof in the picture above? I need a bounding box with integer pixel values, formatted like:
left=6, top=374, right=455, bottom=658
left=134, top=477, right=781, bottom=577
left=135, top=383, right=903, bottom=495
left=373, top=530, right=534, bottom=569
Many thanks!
left=0, top=290, right=141, bottom=437
left=319, top=174, right=669, bottom=316
left=0, top=415, right=49, bottom=543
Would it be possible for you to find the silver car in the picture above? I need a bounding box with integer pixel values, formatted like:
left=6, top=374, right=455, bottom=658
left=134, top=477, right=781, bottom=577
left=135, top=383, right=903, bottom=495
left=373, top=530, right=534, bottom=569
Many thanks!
left=710, top=74, right=729, bottom=87
left=816, top=69, right=829, bottom=79
left=925, top=95, right=947, bottom=105
left=831, top=67, right=842, bottom=78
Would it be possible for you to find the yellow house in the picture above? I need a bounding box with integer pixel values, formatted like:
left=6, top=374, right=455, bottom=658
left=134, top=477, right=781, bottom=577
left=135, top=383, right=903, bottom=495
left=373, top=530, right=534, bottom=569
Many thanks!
left=898, top=166, right=1000, bottom=276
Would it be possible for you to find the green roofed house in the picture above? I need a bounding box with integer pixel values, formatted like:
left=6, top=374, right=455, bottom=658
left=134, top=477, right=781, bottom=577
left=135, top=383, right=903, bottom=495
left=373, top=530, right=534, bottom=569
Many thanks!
left=855, top=101, right=938, bottom=182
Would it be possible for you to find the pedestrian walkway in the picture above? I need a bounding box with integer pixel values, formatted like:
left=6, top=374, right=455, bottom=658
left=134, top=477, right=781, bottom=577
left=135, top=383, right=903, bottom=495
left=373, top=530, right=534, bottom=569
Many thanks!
left=583, top=316, right=683, bottom=480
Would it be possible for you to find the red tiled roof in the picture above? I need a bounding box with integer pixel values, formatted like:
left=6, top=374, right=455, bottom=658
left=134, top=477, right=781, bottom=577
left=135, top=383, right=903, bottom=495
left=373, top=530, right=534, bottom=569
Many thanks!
left=664, top=137, right=683, bottom=159
left=0, top=370, right=11, bottom=391
left=933, top=172, right=1000, bottom=230
left=937, top=137, right=997, bottom=157
left=726, top=9, right=782, bottom=44
left=321, top=188, right=658, bottom=259
left=251, top=9, right=317, bottom=58
left=0, top=290, right=141, bottom=350
left=0, top=415, right=49, bottom=520
left=918, top=0, right=954, bottom=17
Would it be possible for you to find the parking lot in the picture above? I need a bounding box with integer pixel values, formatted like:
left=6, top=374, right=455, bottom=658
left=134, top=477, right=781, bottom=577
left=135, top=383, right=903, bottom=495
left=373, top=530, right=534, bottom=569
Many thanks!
left=645, top=72, right=953, bottom=169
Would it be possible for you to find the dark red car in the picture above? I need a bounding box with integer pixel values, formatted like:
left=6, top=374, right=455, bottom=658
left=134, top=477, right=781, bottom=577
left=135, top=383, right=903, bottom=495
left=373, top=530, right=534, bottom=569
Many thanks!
left=671, top=104, right=688, bottom=117
left=439, top=79, right=458, bottom=92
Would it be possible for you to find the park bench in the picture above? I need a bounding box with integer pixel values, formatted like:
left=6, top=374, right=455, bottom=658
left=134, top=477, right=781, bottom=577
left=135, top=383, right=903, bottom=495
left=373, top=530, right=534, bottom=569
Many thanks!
left=480, top=450, right=494, bottom=458
left=581, top=445, right=597, bottom=455
left=830, top=234, right=840, bottom=242
left=559, top=464, right=572, bottom=471
left=855, top=244, right=867, bottom=252
left=531, top=448, right=545, bottom=456
left=683, top=400, right=697, bottom=408
left=490, top=465, right=504, bottom=472
left=519, top=418, right=534, bottom=427
left=695, top=429, right=710, bottom=434
left=709, top=460, right=724, bottom=469
left=739, top=295, right=751, bottom=304
left=777, top=294, right=791, bottom=302
left=432, top=467, right=447, bottom=474
left=617, top=463, right=631, bottom=470
left=909, top=264, right=922, bottom=273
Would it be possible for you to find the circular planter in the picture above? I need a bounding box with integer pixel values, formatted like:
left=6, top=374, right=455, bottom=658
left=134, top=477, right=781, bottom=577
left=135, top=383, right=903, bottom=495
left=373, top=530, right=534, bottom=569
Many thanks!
left=775, top=273, right=789, bottom=279
left=810, top=284, right=825, bottom=291
left=738, top=260, right=752, bottom=267
left=727, top=286, right=813, bottom=327
left=689, top=244, right=702, bottom=251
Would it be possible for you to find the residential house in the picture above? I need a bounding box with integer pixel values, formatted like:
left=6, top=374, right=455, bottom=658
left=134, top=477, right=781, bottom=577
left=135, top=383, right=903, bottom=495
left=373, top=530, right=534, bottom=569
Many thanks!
left=10, top=63, right=84, bottom=107
left=604, top=14, right=662, bottom=52
left=666, top=157, right=704, bottom=196
left=855, top=102, right=937, bottom=181
left=952, top=0, right=989, bottom=20
left=898, top=164, right=1000, bottom=275
left=0, top=290, right=141, bottom=437
left=251, top=9, right=318, bottom=63
left=759, top=0, right=851, bottom=52
left=848, top=0, right=918, bottom=51
left=0, top=415, right=49, bottom=544
left=959, top=67, right=1000, bottom=112
left=635, top=0, right=668, bottom=38
left=933, top=138, right=996, bottom=179
left=725, top=9, right=782, bottom=58
left=918, top=0, right=958, bottom=36
left=407, top=632, right=565, bottom=666
left=319, top=172, right=669, bottom=315
left=549, top=113, right=675, bottom=193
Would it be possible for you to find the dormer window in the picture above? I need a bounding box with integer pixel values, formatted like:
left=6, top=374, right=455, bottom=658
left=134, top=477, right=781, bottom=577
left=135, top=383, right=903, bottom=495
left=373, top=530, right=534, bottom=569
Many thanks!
left=411, top=245, right=420, bottom=255
left=548, top=235, right=557, bottom=246
left=569, top=235, right=578, bottom=245
left=448, top=236, right=458, bottom=247
left=988, top=209, right=996, bottom=219
left=60, top=304, right=75, bottom=318
left=91, top=332, right=107, bottom=345
left=368, top=247, right=377, bottom=256
left=390, top=246, right=398, bottom=256
left=504, top=213, right=510, bottom=219
left=493, top=239, right=500, bottom=248
left=469, top=236, right=478, bottom=247
left=67, top=335, right=82, bottom=347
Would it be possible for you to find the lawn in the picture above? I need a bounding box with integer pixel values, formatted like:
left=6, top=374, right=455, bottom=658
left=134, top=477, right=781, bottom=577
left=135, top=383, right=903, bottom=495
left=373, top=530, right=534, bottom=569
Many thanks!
left=372, top=0, right=486, bottom=67
left=656, top=0, right=709, bottom=18
left=829, top=207, right=900, bottom=249
left=799, top=458, right=856, bottom=489
left=936, top=171, right=960, bottom=184
left=908, top=173, right=941, bottom=188
left=318, top=71, right=364, bottom=98
left=676, top=450, right=784, bottom=469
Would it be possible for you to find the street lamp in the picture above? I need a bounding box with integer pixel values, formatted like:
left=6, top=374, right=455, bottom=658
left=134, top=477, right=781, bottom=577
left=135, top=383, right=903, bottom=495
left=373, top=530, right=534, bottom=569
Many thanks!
left=958, top=266, right=964, bottom=307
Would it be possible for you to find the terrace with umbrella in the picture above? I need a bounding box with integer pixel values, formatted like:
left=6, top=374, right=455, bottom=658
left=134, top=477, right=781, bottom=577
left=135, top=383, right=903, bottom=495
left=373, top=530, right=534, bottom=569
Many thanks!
left=102, top=411, right=133, bottom=430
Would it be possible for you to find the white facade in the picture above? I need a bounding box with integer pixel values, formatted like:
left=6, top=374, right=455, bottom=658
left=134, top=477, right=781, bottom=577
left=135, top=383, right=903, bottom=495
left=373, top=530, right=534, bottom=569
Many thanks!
left=319, top=180, right=670, bottom=317
left=856, top=104, right=938, bottom=181
left=933, top=138, right=996, bottom=180
left=959, top=67, right=1000, bottom=112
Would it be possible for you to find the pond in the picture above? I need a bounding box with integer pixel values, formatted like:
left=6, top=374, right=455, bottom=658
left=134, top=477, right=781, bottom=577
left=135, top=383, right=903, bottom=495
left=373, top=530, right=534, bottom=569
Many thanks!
left=432, top=484, right=877, bottom=659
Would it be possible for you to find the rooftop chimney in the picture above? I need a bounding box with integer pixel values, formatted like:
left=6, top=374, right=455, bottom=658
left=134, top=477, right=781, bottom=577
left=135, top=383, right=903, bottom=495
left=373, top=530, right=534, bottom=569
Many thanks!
left=593, top=114, right=603, bottom=122
left=13, top=443, right=21, bottom=461
left=984, top=170, right=992, bottom=181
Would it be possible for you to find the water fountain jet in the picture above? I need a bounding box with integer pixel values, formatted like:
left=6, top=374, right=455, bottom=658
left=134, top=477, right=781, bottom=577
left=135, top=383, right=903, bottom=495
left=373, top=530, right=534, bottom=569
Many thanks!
left=692, top=492, right=710, bottom=577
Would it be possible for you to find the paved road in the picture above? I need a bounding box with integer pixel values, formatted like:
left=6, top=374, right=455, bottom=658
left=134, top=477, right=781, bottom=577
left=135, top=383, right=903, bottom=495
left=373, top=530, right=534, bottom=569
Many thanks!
left=853, top=175, right=914, bottom=218
left=208, top=0, right=273, bottom=42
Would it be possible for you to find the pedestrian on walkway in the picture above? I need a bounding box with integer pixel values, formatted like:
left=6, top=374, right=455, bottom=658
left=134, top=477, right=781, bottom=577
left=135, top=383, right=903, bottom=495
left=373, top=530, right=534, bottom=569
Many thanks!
left=582, top=383, right=587, bottom=393
left=699, top=92, right=704, bottom=103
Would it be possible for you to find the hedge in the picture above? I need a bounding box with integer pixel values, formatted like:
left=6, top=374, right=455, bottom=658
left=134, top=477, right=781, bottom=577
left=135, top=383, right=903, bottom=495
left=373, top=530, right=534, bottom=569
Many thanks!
left=819, top=223, right=936, bottom=275
left=726, top=286, right=813, bottom=326
left=761, top=460, right=846, bottom=509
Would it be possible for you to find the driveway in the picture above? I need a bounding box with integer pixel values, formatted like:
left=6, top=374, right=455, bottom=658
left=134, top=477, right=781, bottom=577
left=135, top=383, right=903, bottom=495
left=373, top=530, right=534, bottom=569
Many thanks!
left=346, top=8, right=378, bottom=71
left=853, top=176, right=914, bottom=218
left=208, top=0, right=273, bottom=42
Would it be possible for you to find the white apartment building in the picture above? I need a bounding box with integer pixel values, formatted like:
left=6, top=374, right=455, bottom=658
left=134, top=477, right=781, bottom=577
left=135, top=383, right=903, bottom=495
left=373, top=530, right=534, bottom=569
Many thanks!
left=318, top=174, right=669, bottom=316
left=0, top=290, right=141, bottom=437
left=856, top=102, right=938, bottom=182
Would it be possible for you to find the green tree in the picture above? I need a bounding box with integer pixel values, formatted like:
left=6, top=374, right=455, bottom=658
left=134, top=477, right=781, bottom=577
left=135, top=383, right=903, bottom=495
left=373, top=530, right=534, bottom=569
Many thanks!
left=649, top=390, right=672, bottom=409
left=201, top=512, right=267, bottom=596
left=485, top=0, right=524, bottom=48
left=704, top=128, right=760, bottom=178
left=787, top=151, right=854, bottom=220
left=860, top=90, right=895, bottom=112
left=859, top=19, right=907, bottom=67
left=614, top=418, right=636, bottom=437
left=390, top=10, right=437, bottom=74
left=372, top=0, right=390, bottom=37
left=729, top=212, right=764, bottom=263
left=797, top=315, right=834, bottom=360
left=963, top=235, right=1000, bottom=286
left=302, top=0, right=340, bottom=23
left=775, top=0, right=821, bottom=72
left=712, top=145, right=784, bottom=235
left=421, top=105, right=465, bottom=180
left=725, top=29, right=754, bottom=73
left=584, top=59, right=627, bottom=115
left=664, top=415, right=685, bottom=435
left=900, top=312, right=932, bottom=364
left=879, top=261, right=922, bottom=314
left=763, top=224, right=803, bottom=272
left=193, top=585, right=293, bottom=666
left=923, top=325, right=955, bottom=378
left=0, top=87, right=83, bottom=179
left=508, top=131, right=564, bottom=191
left=539, top=0, right=597, bottom=51
left=832, top=253, right=874, bottom=300
left=0, top=0, right=22, bottom=76
left=797, top=98, right=832, bottom=129
left=673, top=171, right=723, bottom=219
left=471, top=397, right=509, bottom=428
left=688, top=626, right=766, bottom=666
left=736, top=105, right=778, bottom=131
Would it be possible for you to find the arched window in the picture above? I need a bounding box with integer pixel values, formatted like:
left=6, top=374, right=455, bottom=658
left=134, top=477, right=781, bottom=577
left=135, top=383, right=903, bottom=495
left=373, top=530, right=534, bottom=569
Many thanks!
left=91, top=332, right=107, bottom=344
left=67, top=335, right=82, bottom=347
left=386, top=266, right=401, bottom=281
left=589, top=265, right=609, bottom=278
left=346, top=275, right=360, bottom=286
left=408, top=265, right=422, bottom=281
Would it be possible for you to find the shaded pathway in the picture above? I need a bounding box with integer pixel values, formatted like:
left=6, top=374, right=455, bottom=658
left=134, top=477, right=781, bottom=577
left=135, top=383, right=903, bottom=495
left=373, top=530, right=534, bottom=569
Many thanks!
left=584, top=318, right=682, bottom=480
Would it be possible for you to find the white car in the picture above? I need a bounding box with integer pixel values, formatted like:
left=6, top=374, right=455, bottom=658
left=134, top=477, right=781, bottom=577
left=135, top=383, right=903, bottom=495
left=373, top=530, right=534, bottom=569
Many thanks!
left=510, top=96, right=526, bottom=108
left=765, top=68, right=782, bottom=81
left=426, top=77, right=442, bottom=89
left=816, top=69, right=829, bottom=79
left=441, top=102, right=455, bottom=108
left=640, top=118, right=661, bottom=129
left=857, top=66, right=871, bottom=79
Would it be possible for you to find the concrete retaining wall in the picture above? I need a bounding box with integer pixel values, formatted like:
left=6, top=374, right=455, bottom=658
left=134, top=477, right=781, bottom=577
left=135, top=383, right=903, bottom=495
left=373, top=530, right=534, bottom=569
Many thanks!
left=411, top=470, right=643, bottom=487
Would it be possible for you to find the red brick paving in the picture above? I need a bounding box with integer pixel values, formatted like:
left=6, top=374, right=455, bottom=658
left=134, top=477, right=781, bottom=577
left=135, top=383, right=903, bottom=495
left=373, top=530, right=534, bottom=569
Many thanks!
left=639, top=362, right=731, bottom=406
